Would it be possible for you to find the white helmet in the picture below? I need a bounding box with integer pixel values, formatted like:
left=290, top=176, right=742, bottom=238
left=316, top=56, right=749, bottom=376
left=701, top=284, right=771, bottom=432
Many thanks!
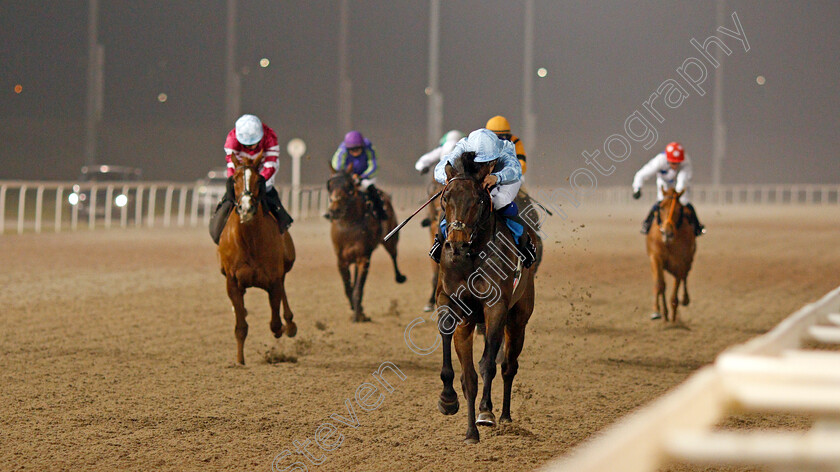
left=235, top=114, right=264, bottom=146
left=467, top=128, right=501, bottom=163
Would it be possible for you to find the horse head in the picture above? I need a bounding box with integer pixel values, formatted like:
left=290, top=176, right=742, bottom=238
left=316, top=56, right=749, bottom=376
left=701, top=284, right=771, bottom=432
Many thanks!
left=658, top=186, right=685, bottom=244
left=231, top=151, right=265, bottom=224
left=326, top=164, right=361, bottom=220
left=440, top=152, right=494, bottom=259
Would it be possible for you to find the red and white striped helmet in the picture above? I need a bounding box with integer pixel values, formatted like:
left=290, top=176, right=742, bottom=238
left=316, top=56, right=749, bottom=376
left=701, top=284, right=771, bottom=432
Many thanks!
left=665, top=142, right=685, bottom=163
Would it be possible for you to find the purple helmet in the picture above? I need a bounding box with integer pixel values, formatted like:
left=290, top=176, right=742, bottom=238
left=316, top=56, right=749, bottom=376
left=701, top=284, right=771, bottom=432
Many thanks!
left=343, top=130, right=365, bottom=148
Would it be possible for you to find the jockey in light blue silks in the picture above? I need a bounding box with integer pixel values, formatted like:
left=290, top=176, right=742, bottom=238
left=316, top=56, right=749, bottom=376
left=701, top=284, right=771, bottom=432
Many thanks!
left=429, top=128, right=537, bottom=268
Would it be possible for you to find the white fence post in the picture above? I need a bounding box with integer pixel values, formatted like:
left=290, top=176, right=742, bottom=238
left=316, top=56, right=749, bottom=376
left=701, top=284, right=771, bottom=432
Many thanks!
left=34, top=186, right=44, bottom=233
left=17, top=185, right=27, bottom=235
left=55, top=186, right=64, bottom=233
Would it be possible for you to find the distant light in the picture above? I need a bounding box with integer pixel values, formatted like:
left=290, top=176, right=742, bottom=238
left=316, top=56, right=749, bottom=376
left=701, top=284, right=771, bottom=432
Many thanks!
left=14, top=84, right=22, bottom=94
left=424, top=87, right=433, bottom=96
left=756, top=75, right=766, bottom=86
left=68, top=193, right=79, bottom=205
left=158, top=93, right=168, bottom=102
left=115, top=194, right=128, bottom=207
left=260, top=58, right=270, bottom=68
left=537, top=68, right=548, bottom=78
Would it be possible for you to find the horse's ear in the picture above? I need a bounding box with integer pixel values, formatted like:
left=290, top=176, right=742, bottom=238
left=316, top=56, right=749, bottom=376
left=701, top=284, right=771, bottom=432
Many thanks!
left=445, top=163, right=457, bottom=181
left=345, top=163, right=354, bottom=174
left=660, top=185, right=667, bottom=196
left=676, top=189, right=685, bottom=198
left=229, top=154, right=240, bottom=170
left=252, top=150, right=264, bottom=168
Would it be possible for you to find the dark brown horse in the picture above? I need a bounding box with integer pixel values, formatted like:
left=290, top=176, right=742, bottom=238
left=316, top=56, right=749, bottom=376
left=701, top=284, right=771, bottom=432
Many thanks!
left=327, top=169, right=406, bottom=322
left=646, top=187, right=696, bottom=322
left=435, top=153, right=537, bottom=443
left=218, top=152, right=297, bottom=364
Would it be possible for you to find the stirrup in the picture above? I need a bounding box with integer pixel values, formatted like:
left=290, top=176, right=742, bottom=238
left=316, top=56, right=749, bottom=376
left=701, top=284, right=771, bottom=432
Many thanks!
left=517, top=235, right=537, bottom=269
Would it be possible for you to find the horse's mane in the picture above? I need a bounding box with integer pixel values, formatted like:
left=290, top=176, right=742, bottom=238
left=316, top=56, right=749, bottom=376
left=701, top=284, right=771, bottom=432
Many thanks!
left=450, top=152, right=485, bottom=179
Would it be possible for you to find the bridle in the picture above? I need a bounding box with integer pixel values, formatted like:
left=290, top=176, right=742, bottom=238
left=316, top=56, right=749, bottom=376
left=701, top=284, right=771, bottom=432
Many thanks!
left=441, top=176, right=495, bottom=247
left=235, top=167, right=260, bottom=217
left=658, top=192, right=684, bottom=235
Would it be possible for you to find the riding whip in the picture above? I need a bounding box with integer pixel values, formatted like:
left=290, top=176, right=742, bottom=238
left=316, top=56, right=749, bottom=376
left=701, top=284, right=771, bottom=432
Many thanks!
left=383, top=190, right=442, bottom=242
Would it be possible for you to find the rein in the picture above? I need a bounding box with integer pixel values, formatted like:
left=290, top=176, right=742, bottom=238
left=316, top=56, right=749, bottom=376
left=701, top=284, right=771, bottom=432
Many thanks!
left=658, top=194, right=684, bottom=230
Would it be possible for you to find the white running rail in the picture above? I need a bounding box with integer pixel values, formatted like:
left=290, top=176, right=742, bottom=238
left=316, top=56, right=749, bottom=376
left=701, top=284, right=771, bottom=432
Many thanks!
left=0, top=180, right=328, bottom=235
left=541, top=284, right=840, bottom=472
left=2, top=182, right=837, bottom=235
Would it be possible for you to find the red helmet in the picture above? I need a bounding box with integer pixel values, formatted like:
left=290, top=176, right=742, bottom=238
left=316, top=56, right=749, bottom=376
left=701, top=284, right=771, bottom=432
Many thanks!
left=665, top=142, right=685, bottom=163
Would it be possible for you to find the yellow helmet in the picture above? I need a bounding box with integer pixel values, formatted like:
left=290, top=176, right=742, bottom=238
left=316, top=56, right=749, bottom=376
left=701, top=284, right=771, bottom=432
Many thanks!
left=485, top=115, right=511, bottom=134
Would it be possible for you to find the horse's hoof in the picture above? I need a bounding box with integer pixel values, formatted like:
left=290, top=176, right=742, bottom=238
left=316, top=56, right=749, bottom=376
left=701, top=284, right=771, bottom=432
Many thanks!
left=499, top=415, right=512, bottom=424
left=285, top=322, right=297, bottom=337
left=396, top=274, right=407, bottom=284
left=650, top=313, right=662, bottom=320
left=464, top=437, right=479, bottom=445
left=682, top=298, right=690, bottom=306
left=476, top=411, right=496, bottom=427
left=353, top=314, right=371, bottom=323
left=438, top=397, right=459, bottom=415
left=423, top=303, right=434, bottom=312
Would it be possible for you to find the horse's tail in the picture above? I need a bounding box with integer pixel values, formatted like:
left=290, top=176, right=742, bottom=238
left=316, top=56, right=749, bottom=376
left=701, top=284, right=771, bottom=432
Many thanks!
left=283, top=231, right=296, bottom=273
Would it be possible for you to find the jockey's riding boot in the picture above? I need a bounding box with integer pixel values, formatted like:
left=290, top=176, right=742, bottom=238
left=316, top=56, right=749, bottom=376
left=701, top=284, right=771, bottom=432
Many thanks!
left=209, top=177, right=236, bottom=245
left=685, top=203, right=706, bottom=236
left=641, top=204, right=657, bottom=234
left=366, top=185, right=389, bottom=221
left=505, top=210, right=537, bottom=269
left=429, top=232, right=444, bottom=263
left=265, top=187, right=293, bottom=233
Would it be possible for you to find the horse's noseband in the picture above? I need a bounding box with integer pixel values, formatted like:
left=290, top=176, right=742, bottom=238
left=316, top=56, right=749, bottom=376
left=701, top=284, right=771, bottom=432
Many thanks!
left=450, top=221, right=466, bottom=232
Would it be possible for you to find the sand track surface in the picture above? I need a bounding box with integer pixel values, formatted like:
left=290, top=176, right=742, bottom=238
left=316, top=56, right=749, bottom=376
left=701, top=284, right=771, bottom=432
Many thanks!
left=1, top=205, right=838, bottom=471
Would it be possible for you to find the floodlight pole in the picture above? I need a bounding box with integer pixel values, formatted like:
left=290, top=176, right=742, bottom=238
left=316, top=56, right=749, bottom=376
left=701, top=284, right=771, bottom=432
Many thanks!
left=338, top=0, right=352, bottom=133
left=711, top=0, right=726, bottom=186
left=225, top=0, right=240, bottom=126
left=426, top=0, right=443, bottom=149
left=522, top=0, right=536, bottom=160
left=84, top=0, right=102, bottom=167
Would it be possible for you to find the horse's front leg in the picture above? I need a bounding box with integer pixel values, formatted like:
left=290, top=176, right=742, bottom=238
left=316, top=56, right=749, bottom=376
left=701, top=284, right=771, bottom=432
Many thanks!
left=670, top=276, right=682, bottom=323
left=226, top=276, right=248, bottom=365
left=337, top=259, right=353, bottom=310
left=437, top=294, right=459, bottom=415
left=649, top=255, right=666, bottom=321
left=454, top=320, right=479, bottom=443
left=351, top=256, right=371, bottom=322
left=477, top=304, right=506, bottom=427
left=268, top=283, right=284, bottom=338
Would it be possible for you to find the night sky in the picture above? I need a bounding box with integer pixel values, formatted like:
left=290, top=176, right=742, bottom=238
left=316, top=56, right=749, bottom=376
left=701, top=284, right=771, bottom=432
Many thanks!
left=2, top=0, right=838, bottom=186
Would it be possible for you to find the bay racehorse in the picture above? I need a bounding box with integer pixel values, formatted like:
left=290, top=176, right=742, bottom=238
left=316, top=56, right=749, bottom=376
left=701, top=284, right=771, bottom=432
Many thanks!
left=435, top=153, right=537, bottom=443
left=646, top=187, right=696, bottom=322
left=327, top=168, right=406, bottom=322
left=218, top=152, right=297, bottom=364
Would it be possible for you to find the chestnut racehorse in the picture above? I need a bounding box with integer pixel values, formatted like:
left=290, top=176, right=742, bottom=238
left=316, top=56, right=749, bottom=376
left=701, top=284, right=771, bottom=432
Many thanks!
left=218, top=152, right=297, bottom=364
left=435, top=153, right=537, bottom=444
left=646, top=187, right=696, bottom=322
left=327, top=169, right=406, bottom=322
